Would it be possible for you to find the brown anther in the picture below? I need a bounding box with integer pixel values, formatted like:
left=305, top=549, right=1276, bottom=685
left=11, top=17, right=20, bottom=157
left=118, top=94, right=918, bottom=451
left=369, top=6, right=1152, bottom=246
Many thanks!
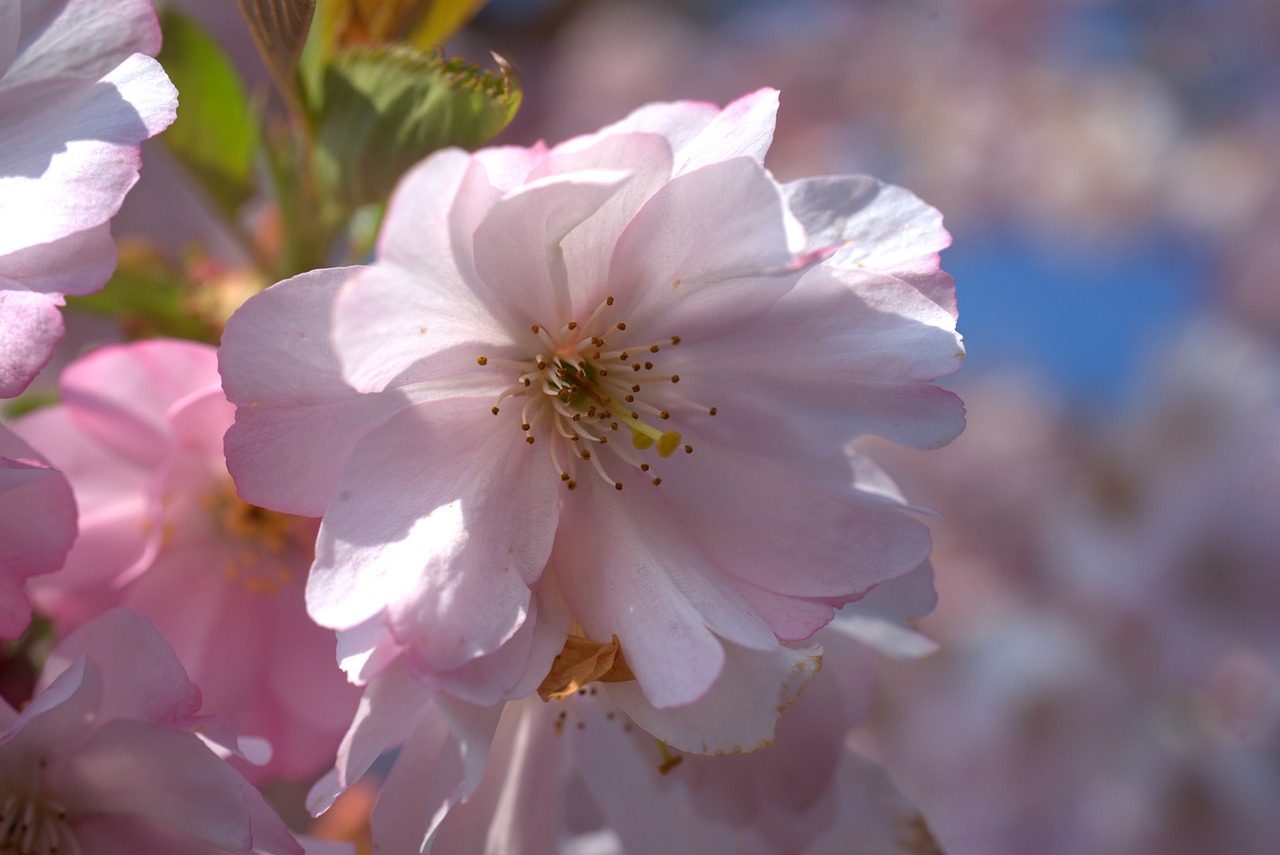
left=683, top=445, right=693, bottom=454
left=639, top=463, right=650, bottom=471
left=708, top=406, right=718, bottom=416
left=526, top=437, right=536, bottom=444
left=531, top=324, right=540, bottom=333
left=610, top=422, right=619, bottom=430
left=619, top=352, right=629, bottom=361
left=649, top=344, right=660, bottom=353
left=615, top=322, right=627, bottom=331
left=659, top=411, right=670, bottom=420
left=521, top=422, right=531, bottom=430
left=670, top=375, right=680, bottom=383
left=651, top=477, right=662, bottom=486
left=598, top=436, right=608, bottom=444
left=630, top=411, right=639, bottom=419
left=580, top=449, right=591, bottom=460
left=521, top=378, right=531, bottom=386
left=476, top=356, right=489, bottom=365
left=644, top=362, right=654, bottom=370
left=567, top=481, right=578, bottom=490
left=670, top=336, right=681, bottom=345
left=614, top=482, right=623, bottom=491
left=606, top=296, right=615, bottom=305
left=567, top=321, right=578, bottom=330
left=624, top=394, right=635, bottom=402
left=537, top=359, right=547, bottom=370
left=631, top=385, right=641, bottom=393
left=492, top=406, right=501, bottom=415
left=561, top=472, right=571, bottom=481
left=632, top=363, right=642, bottom=372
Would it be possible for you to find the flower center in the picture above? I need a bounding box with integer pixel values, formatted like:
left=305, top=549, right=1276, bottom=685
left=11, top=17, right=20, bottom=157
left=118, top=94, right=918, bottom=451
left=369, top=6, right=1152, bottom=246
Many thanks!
left=480, top=297, right=716, bottom=490
left=0, top=789, right=76, bottom=855
left=200, top=480, right=314, bottom=596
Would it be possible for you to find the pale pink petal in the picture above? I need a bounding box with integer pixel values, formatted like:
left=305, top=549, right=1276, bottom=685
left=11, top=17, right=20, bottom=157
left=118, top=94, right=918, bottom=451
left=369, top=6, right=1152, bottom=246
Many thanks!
left=38, top=607, right=202, bottom=726
left=332, top=264, right=514, bottom=396
left=220, top=267, right=408, bottom=516
left=784, top=174, right=957, bottom=317
left=676, top=264, right=965, bottom=455
left=530, top=132, right=675, bottom=310
left=0, top=53, right=177, bottom=254
left=427, top=700, right=563, bottom=855
left=668, top=88, right=779, bottom=175
left=2, top=0, right=161, bottom=88
left=0, top=657, right=100, bottom=765
left=607, top=157, right=802, bottom=339
left=470, top=169, right=633, bottom=332
left=660, top=441, right=934, bottom=607
left=595, top=90, right=780, bottom=175
left=0, top=223, right=116, bottom=297
left=307, top=658, right=435, bottom=815
left=606, top=639, right=820, bottom=755
left=409, top=579, right=570, bottom=706
left=16, top=406, right=153, bottom=622
left=54, top=720, right=261, bottom=852
left=0, top=424, right=76, bottom=635
left=831, top=562, right=940, bottom=660
left=309, top=400, right=558, bottom=674
left=58, top=339, right=219, bottom=464
left=0, top=286, right=63, bottom=397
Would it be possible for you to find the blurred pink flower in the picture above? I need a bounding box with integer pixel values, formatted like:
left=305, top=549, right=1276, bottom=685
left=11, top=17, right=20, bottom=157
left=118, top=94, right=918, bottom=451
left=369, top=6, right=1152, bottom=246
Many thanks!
left=0, top=607, right=302, bottom=854
left=0, top=0, right=176, bottom=397
left=220, top=89, right=963, bottom=747
left=12, top=339, right=359, bottom=782
left=0, top=424, right=76, bottom=638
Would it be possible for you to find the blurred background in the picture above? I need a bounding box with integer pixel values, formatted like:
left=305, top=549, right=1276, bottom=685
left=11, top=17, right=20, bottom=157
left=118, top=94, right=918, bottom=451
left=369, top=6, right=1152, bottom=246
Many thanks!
left=118, top=1, right=1280, bottom=852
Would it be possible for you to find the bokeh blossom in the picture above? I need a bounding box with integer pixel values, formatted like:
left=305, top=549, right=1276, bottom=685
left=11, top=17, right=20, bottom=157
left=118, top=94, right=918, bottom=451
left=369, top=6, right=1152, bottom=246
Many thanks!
left=12, top=339, right=359, bottom=782
left=220, top=88, right=964, bottom=753
left=0, top=607, right=303, bottom=854
left=0, top=0, right=176, bottom=398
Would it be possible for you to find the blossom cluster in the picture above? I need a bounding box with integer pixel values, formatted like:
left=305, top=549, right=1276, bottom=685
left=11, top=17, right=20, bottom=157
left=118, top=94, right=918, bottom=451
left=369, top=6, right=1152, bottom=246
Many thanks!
left=0, top=0, right=964, bottom=851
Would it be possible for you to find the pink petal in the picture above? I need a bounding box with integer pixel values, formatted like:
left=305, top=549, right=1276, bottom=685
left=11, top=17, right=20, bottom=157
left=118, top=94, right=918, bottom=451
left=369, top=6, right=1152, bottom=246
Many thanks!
left=309, top=399, right=558, bottom=674
left=676, top=263, right=965, bottom=455
left=3, top=0, right=161, bottom=87
left=606, top=639, right=821, bottom=755
left=0, top=286, right=63, bottom=397
left=784, top=174, right=957, bottom=317
left=607, top=156, right=802, bottom=340
left=0, top=53, right=177, bottom=254
left=0, top=425, right=76, bottom=635
left=59, top=339, right=220, bottom=464
left=0, top=223, right=116, bottom=297
left=54, top=719, right=261, bottom=852
left=39, top=607, right=202, bottom=727
left=662, top=441, right=934, bottom=603
left=220, top=267, right=407, bottom=516
left=470, top=168, right=633, bottom=333
left=16, top=405, right=154, bottom=622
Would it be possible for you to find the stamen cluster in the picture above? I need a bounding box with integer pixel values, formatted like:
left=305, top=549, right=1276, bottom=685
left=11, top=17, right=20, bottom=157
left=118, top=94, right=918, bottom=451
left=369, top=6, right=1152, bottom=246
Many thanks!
left=481, top=296, right=714, bottom=491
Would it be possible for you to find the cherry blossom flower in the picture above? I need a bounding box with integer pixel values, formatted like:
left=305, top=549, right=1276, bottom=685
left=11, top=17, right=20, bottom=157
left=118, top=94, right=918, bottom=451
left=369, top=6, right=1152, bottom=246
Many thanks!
left=0, top=424, right=76, bottom=638
left=220, top=89, right=964, bottom=747
left=11, top=339, right=359, bottom=782
left=0, top=607, right=304, bottom=854
left=0, top=0, right=177, bottom=397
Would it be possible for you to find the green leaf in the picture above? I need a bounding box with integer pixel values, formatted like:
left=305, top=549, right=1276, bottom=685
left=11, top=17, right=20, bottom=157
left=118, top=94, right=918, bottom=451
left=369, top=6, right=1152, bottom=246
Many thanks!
left=157, top=10, right=259, bottom=216
left=313, top=46, right=521, bottom=209
left=237, top=0, right=316, bottom=111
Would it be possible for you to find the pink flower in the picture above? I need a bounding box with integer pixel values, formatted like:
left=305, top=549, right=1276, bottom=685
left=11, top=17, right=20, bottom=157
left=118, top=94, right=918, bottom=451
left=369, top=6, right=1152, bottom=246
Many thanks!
left=0, top=0, right=177, bottom=397
left=0, top=424, right=77, bottom=638
left=12, top=339, right=359, bottom=782
left=220, top=89, right=963, bottom=745
left=0, top=607, right=303, bottom=854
